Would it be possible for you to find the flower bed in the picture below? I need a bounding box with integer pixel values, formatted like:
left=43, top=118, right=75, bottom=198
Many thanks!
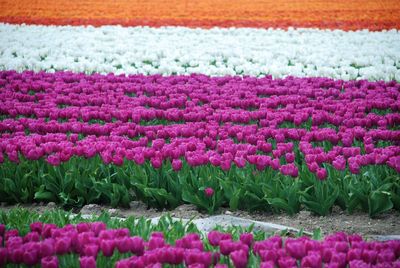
left=0, top=71, right=399, bottom=216
left=1, top=223, right=400, bottom=267
left=1, top=24, right=399, bottom=81
left=1, top=0, right=399, bottom=30
left=0, top=209, right=400, bottom=268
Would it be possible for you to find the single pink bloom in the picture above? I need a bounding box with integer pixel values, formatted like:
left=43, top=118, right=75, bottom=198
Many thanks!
left=204, top=188, right=214, bottom=197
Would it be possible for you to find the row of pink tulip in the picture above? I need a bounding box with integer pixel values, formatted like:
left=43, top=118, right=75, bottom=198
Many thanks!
left=1, top=72, right=399, bottom=128
left=1, top=222, right=400, bottom=267
left=1, top=130, right=399, bottom=176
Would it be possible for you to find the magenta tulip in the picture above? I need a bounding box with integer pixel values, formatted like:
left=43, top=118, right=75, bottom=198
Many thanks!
left=41, top=256, right=59, bottom=268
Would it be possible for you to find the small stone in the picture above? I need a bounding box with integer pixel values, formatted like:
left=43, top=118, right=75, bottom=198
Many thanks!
left=108, top=208, right=120, bottom=216
left=129, top=201, right=147, bottom=210
left=81, top=204, right=103, bottom=215
left=225, top=210, right=233, bottom=215
left=46, top=202, right=57, bottom=209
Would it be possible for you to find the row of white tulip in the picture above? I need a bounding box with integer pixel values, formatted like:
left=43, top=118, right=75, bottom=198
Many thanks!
left=1, top=24, right=399, bottom=81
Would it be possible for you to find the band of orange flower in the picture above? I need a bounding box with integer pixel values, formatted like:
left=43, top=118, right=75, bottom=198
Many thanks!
left=0, top=0, right=399, bottom=30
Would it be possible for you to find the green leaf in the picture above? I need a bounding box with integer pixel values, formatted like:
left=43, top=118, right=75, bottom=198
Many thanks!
left=368, top=191, right=393, bottom=217
left=312, top=228, right=322, bottom=240
left=144, top=187, right=179, bottom=208
left=182, top=190, right=208, bottom=211
left=34, top=186, right=56, bottom=201
left=229, top=189, right=242, bottom=211
left=266, top=197, right=293, bottom=215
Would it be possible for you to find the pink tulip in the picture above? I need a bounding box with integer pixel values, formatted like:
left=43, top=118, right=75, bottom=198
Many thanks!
left=83, top=244, right=99, bottom=257
left=5, top=229, right=19, bottom=240
left=260, top=261, right=275, bottom=268
left=100, top=239, right=115, bottom=257
left=76, top=223, right=91, bottom=233
left=22, top=248, right=39, bottom=266
left=361, top=249, right=377, bottom=264
left=277, top=256, right=297, bottom=268
left=208, top=231, right=231, bottom=247
left=172, top=159, right=183, bottom=171
left=30, top=222, right=43, bottom=234
left=42, top=224, right=57, bottom=239
left=91, top=222, right=106, bottom=236
left=230, top=250, right=248, bottom=268
left=286, top=241, right=306, bottom=259
left=79, top=256, right=96, bottom=268
left=316, top=168, right=327, bottom=180
left=40, top=239, right=55, bottom=257
left=0, top=248, right=8, bottom=267
left=41, top=256, right=59, bottom=268
left=55, top=237, right=71, bottom=255
left=301, top=253, right=322, bottom=268
left=204, top=187, right=214, bottom=197
left=148, top=237, right=165, bottom=250
left=239, top=233, right=254, bottom=247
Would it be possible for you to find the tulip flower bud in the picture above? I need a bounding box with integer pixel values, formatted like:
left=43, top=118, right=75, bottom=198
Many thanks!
left=172, top=159, right=183, bottom=171
left=83, top=244, right=99, bottom=257
left=277, top=256, right=297, bottom=268
left=286, top=241, right=306, bottom=259
left=204, top=187, right=214, bottom=197
left=23, top=249, right=39, bottom=266
left=30, top=222, right=43, bottom=234
left=40, top=239, right=56, bottom=257
left=79, top=256, right=96, bottom=268
left=240, top=233, right=254, bottom=247
left=100, top=239, right=115, bottom=257
left=301, top=253, right=322, bottom=268
left=230, top=250, right=248, bottom=268
left=41, top=256, right=59, bottom=268
left=55, top=237, right=71, bottom=255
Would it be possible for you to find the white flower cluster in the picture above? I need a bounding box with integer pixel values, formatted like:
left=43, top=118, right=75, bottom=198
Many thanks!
left=0, top=24, right=399, bottom=81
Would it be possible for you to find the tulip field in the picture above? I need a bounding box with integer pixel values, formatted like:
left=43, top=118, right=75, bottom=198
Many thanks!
left=0, top=0, right=400, bottom=267
left=0, top=70, right=399, bottom=217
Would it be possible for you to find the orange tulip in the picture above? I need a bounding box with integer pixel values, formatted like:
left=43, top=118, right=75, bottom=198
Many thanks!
left=0, top=0, right=399, bottom=30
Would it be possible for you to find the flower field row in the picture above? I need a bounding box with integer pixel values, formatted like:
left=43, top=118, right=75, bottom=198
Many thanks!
left=1, top=0, right=399, bottom=30
left=1, top=208, right=400, bottom=268
left=0, top=70, right=399, bottom=216
left=1, top=24, right=399, bottom=81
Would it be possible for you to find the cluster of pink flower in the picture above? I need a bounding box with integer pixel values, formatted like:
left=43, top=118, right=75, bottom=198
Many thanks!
left=1, top=222, right=400, bottom=268
left=0, top=71, right=399, bottom=177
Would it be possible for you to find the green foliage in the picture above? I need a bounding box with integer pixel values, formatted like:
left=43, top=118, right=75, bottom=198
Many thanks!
left=300, top=179, right=339, bottom=216
left=0, top=153, right=398, bottom=218
left=264, top=176, right=301, bottom=215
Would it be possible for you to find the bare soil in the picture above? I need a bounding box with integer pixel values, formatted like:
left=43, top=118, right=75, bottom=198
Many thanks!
left=1, top=202, right=399, bottom=238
